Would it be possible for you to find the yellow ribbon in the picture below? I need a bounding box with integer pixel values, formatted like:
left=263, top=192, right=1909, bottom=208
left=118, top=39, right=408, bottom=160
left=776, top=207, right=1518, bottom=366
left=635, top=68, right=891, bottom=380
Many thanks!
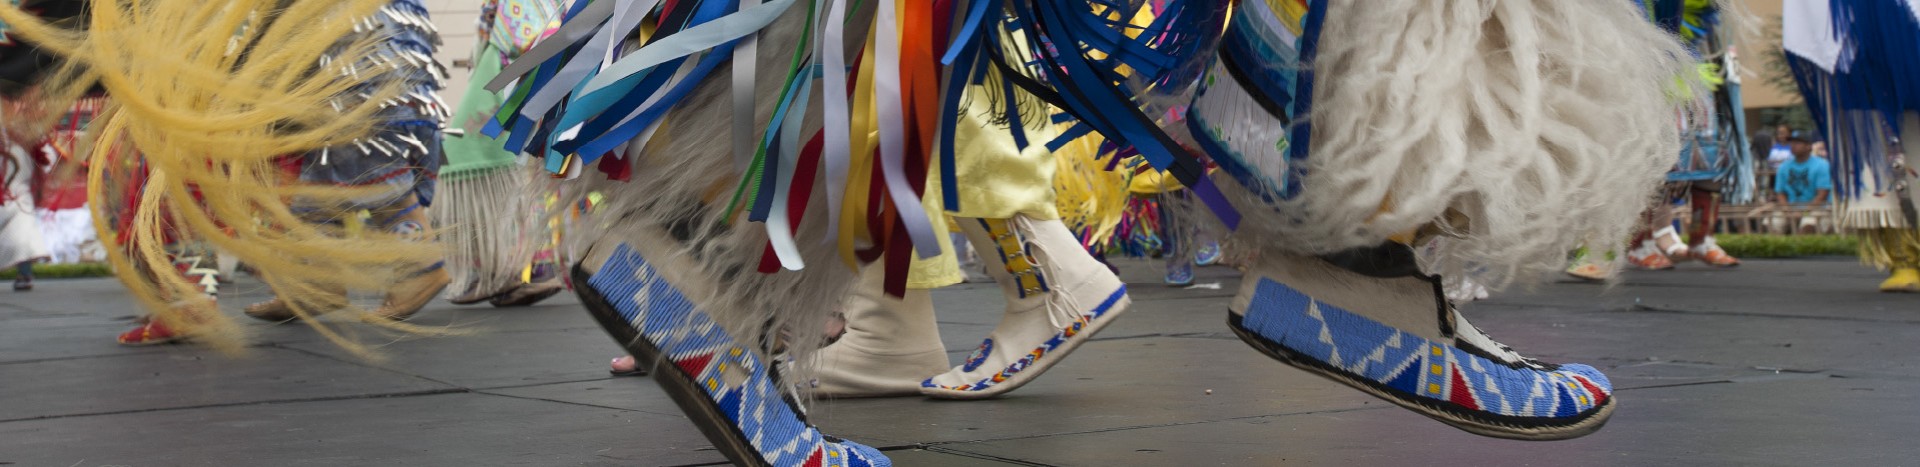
left=837, top=34, right=882, bottom=268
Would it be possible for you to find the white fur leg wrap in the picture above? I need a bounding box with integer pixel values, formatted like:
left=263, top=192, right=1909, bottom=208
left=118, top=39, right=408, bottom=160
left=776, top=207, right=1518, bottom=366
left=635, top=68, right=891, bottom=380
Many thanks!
left=1219, top=0, right=1698, bottom=288
left=570, top=7, right=852, bottom=383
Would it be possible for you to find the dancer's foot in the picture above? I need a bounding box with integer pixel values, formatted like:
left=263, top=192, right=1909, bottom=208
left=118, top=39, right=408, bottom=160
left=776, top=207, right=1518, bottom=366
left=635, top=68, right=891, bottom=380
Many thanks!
left=1626, top=240, right=1674, bottom=270
left=1565, top=251, right=1611, bottom=281
left=370, top=196, right=448, bottom=320
left=118, top=321, right=184, bottom=346
left=1228, top=244, right=1614, bottom=440
left=372, top=265, right=451, bottom=321
left=922, top=216, right=1131, bottom=399
left=1566, top=262, right=1610, bottom=281
left=1445, top=277, right=1489, bottom=303
left=446, top=282, right=505, bottom=305
left=1165, top=262, right=1195, bottom=286
left=490, top=279, right=565, bottom=307
left=1690, top=237, right=1740, bottom=267
left=244, top=284, right=349, bottom=322
left=814, top=262, right=949, bottom=398
left=243, top=298, right=298, bottom=322
left=1651, top=226, right=1690, bottom=261
left=609, top=355, right=649, bottom=376
left=1881, top=268, right=1920, bottom=293
left=1195, top=242, right=1223, bottom=266
left=576, top=244, right=890, bottom=467
left=489, top=263, right=564, bottom=307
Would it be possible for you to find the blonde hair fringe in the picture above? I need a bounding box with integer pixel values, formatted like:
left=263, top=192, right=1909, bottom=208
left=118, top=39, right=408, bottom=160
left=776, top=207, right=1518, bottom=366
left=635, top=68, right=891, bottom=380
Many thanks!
left=0, top=0, right=450, bottom=358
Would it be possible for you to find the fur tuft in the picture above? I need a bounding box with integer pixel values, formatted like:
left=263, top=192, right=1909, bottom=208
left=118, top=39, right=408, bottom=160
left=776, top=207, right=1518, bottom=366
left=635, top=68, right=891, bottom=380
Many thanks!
left=1217, top=0, right=1703, bottom=289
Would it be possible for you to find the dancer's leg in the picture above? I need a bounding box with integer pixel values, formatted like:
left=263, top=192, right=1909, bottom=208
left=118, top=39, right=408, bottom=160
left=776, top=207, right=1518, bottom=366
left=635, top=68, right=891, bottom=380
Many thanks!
left=118, top=241, right=217, bottom=345
left=1869, top=228, right=1920, bottom=292
left=574, top=233, right=885, bottom=467
left=953, top=231, right=992, bottom=283
left=242, top=204, right=354, bottom=321
left=554, top=3, right=893, bottom=463
left=368, top=193, right=449, bottom=320
left=2, top=143, right=49, bottom=291
left=1197, top=0, right=1691, bottom=440
left=1627, top=201, right=1679, bottom=270
left=1159, top=193, right=1194, bottom=285
left=1688, top=185, right=1740, bottom=267
left=1878, top=113, right=1920, bottom=292
left=813, top=259, right=950, bottom=398
left=12, top=261, right=31, bottom=291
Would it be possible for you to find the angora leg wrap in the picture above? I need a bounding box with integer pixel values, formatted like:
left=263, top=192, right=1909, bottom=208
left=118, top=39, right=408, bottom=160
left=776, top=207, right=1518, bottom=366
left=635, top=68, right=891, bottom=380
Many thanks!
left=1219, top=0, right=1698, bottom=288
left=570, top=7, right=854, bottom=384
left=438, top=165, right=548, bottom=299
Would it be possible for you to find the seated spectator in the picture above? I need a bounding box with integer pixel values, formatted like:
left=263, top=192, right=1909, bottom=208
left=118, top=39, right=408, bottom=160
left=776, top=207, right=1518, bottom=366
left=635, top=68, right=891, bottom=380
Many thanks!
left=1765, top=125, right=1797, bottom=169
left=1773, top=137, right=1831, bottom=233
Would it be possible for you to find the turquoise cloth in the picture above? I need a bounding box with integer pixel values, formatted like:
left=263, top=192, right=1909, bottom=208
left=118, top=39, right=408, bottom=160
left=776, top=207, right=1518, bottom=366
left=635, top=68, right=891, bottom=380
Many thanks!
left=1775, top=156, right=1833, bottom=205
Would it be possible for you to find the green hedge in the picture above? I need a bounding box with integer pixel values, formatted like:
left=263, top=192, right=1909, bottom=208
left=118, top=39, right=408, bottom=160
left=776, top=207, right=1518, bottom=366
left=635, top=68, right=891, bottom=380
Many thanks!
left=1713, top=234, right=1858, bottom=258
left=0, top=262, right=114, bottom=280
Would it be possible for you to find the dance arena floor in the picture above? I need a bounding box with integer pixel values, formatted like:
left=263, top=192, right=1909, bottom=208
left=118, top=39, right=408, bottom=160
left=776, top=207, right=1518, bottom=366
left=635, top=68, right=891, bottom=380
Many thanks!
left=4, top=258, right=1915, bottom=466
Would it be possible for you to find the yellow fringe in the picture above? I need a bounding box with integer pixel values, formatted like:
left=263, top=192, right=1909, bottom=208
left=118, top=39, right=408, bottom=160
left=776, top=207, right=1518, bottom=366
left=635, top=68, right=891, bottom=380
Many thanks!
left=1, top=0, right=446, bottom=358
left=1051, top=133, right=1133, bottom=246
left=1857, top=228, right=1920, bottom=270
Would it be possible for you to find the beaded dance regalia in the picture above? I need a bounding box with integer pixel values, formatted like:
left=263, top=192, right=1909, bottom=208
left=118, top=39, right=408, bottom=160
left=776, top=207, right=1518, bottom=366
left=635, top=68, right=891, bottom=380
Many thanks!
left=1785, top=0, right=1920, bottom=286
left=1, top=0, right=1709, bottom=463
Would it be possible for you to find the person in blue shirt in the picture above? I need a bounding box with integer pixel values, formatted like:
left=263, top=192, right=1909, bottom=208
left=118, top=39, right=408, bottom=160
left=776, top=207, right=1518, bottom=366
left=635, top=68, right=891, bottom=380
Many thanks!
left=1774, top=138, right=1832, bottom=206
left=1772, top=138, right=1831, bottom=234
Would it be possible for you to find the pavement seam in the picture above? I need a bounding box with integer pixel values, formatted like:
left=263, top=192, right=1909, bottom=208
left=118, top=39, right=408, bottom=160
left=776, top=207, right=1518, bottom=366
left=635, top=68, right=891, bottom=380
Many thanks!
left=0, top=388, right=470, bottom=424
left=916, top=445, right=1059, bottom=466
left=1621, top=304, right=1920, bottom=325
left=0, top=349, right=171, bottom=367
left=1612, top=279, right=1880, bottom=291
left=656, top=446, right=1055, bottom=467
left=918, top=406, right=1388, bottom=446
left=267, top=344, right=681, bottom=415
left=1084, top=332, right=1165, bottom=342
left=470, top=388, right=687, bottom=417
left=471, top=377, right=629, bottom=392
left=263, top=342, right=467, bottom=388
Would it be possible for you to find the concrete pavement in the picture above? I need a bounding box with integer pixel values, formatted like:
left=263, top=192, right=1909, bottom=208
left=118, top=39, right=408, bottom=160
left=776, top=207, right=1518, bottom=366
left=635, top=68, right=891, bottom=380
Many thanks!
left=2, top=258, right=1916, bottom=466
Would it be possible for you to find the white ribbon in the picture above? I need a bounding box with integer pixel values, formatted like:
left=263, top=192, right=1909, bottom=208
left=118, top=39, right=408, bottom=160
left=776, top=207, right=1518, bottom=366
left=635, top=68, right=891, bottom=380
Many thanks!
left=820, top=0, right=852, bottom=244
left=578, top=0, right=801, bottom=96
left=732, top=0, right=762, bottom=173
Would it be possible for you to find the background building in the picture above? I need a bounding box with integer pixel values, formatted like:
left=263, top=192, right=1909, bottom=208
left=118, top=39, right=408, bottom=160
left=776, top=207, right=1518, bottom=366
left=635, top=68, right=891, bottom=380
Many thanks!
left=1735, top=0, right=1819, bottom=134
left=425, top=0, right=486, bottom=106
